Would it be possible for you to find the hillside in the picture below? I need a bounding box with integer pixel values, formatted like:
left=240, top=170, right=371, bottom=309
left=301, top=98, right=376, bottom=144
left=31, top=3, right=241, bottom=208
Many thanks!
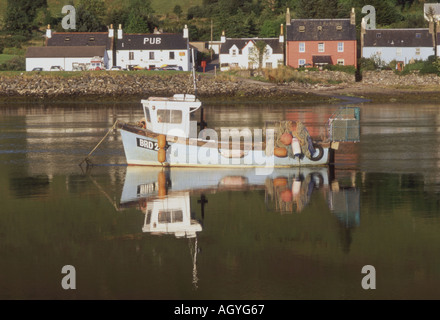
left=0, top=0, right=202, bottom=18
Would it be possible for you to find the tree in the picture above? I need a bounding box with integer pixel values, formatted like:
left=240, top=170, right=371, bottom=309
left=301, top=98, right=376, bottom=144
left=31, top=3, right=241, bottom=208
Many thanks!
left=75, top=0, right=107, bottom=32
left=294, top=0, right=339, bottom=19
left=173, top=5, right=183, bottom=19
left=4, top=0, right=48, bottom=36
left=249, top=40, right=269, bottom=69
left=125, top=12, right=149, bottom=33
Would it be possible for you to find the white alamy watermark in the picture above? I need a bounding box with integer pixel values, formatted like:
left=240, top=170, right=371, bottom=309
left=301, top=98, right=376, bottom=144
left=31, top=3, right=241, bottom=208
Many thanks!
left=362, top=5, right=376, bottom=30
left=361, top=265, right=376, bottom=290
left=61, top=265, right=76, bottom=290
left=168, top=122, right=275, bottom=175
left=61, top=5, right=76, bottom=30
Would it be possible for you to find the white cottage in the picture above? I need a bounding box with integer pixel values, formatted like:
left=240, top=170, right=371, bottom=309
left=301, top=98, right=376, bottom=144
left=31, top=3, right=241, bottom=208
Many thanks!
left=361, top=19, right=435, bottom=67
left=219, top=27, right=285, bottom=71
left=25, top=46, right=109, bottom=71
left=115, top=25, right=192, bottom=71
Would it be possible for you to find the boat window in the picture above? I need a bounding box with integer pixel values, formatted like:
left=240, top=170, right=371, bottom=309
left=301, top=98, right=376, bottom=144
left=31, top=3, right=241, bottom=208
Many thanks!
left=145, top=107, right=151, bottom=122
left=156, top=109, right=182, bottom=124
left=158, top=210, right=183, bottom=223
left=146, top=210, right=152, bottom=224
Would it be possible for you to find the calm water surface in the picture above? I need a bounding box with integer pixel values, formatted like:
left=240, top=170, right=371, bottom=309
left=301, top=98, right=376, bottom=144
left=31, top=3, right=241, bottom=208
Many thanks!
left=1, top=100, right=440, bottom=300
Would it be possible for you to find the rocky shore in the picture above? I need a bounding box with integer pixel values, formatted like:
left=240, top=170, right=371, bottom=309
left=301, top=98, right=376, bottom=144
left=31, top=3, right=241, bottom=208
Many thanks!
left=0, top=70, right=439, bottom=103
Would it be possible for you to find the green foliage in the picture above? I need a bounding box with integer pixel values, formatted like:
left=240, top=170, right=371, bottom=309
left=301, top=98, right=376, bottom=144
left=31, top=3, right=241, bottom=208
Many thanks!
left=4, top=0, right=48, bottom=36
left=0, top=55, right=25, bottom=71
left=323, top=64, right=356, bottom=74
left=76, top=0, right=107, bottom=32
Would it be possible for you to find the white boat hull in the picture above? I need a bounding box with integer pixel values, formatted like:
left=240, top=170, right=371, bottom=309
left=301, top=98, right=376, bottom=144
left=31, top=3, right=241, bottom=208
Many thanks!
left=120, top=127, right=330, bottom=168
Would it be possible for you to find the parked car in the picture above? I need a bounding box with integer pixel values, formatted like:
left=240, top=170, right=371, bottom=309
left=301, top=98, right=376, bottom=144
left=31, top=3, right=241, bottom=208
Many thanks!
left=32, top=67, right=43, bottom=71
left=50, top=66, right=63, bottom=71
left=132, top=65, right=144, bottom=71
left=110, top=66, right=122, bottom=71
left=156, top=65, right=183, bottom=71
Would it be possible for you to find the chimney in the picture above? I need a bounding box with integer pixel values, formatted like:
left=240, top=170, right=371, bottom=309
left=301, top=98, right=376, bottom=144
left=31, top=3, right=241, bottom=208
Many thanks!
left=279, top=24, right=284, bottom=43
left=183, top=24, right=189, bottom=39
left=350, top=7, right=356, bottom=25
left=108, top=24, right=114, bottom=38
left=117, top=24, right=123, bottom=39
left=286, top=8, right=291, bottom=26
left=46, top=24, right=52, bottom=39
left=221, top=30, right=226, bottom=43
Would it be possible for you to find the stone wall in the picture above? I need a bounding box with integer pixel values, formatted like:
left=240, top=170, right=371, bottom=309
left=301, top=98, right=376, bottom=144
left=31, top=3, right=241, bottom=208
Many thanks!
left=0, top=70, right=438, bottom=100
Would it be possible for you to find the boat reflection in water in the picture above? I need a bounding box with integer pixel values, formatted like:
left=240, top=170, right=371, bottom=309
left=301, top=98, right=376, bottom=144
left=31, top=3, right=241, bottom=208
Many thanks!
left=119, top=165, right=360, bottom=224
left=118, top=166, right=360, bottom=288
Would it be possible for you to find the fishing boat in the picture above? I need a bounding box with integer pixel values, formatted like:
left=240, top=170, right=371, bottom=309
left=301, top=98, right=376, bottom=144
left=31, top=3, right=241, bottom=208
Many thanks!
left=116, top=95, right=360, bottom=168
left=115, top=51, right=360, bottom=169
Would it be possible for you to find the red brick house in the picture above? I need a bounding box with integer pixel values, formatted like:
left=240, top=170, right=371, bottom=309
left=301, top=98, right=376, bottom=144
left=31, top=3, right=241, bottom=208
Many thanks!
left=285, top=8, right=357, bottom=68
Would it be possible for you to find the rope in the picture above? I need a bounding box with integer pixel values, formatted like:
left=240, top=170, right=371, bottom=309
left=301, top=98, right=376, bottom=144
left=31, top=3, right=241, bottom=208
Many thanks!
left=79, top=120, right=119, bottom=167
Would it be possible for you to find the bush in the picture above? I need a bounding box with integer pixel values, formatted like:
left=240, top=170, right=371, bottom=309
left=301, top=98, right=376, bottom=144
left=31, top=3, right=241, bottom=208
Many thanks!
left=323, top=64, right=356, bottom=74
left=0, top=55, right=25, bottom=71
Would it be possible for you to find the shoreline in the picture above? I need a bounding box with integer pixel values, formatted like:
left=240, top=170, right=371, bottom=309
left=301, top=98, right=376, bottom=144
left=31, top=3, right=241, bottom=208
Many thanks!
left=0, top=71, right=439, bottom=105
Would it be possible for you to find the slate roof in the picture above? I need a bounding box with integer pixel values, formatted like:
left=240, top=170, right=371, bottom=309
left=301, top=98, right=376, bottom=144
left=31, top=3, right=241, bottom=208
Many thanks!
left=287, top=19, right=356, bottom=41
left=363, top=29, right=433, bottom=47
left=47, top=32, right=113, bottom=50
left=219, top=38, right=284, bottom=54
left=116, top=34, right=188, bottom=50
left=26, top=46, right=107, bottom=58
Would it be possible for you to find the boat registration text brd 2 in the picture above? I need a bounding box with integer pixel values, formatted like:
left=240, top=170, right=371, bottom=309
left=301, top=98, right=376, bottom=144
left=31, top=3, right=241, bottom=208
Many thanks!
left=137, top=138, right=159, bottom=151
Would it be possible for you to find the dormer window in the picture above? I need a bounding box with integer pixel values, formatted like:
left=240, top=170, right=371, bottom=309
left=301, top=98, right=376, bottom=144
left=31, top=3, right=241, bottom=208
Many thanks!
left=376, top=33, right=382, bottom=38
left=299, top=26, right=305, bottom=32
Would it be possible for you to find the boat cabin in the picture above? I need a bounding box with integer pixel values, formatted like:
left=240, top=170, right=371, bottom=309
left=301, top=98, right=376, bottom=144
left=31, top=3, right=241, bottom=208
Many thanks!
left=142, top=192, right=203, bottom=238
left=141, top=94, right=202, bottom=138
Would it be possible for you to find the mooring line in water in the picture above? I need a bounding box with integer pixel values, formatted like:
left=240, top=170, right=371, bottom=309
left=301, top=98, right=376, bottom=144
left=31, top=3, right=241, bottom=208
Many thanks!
left=79, top=120, right=119, bottom=167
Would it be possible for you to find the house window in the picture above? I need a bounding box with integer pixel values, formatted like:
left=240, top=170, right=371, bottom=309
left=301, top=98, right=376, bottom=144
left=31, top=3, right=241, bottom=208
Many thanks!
left=169, top=51, right=175, bottom=60
left=318, top=43, right=325, bottom=53
left=416, top=48, right=421, bottom=55
left=299, top=59, right=306, bottom=67
left=396, top=48, right=402, bottom=56
left=129, top=52, right=134, bottom=60
left=232, top=49, right=237, bottom=56
left=149, top=52, right=154, bottom=60
left=337, top=59, right=344, bottom=65
left=248, top=62, right=255, bottom=69
left=376, top=33, right=382, bottom=38
left=266, top=62, right=273, bottom=69
left=338, top=42, right=344, bottom=52
left=299, top=42, right=305, bottom=52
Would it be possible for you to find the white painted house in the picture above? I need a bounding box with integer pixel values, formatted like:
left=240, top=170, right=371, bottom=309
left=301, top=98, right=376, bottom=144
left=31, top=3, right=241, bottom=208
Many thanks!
left=115, top=25, right=192, bottom=71
left=26, top=25, right=114, bottom=71
left=26, top=46, right=109, bottom=71
left=219, top=28, right=285, bottom=71
left=361, top=20, right=435, bottom=67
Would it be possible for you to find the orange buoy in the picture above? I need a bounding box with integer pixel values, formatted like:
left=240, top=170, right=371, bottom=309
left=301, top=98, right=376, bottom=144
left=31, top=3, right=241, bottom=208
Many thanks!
left=273, top=177, right=288, bottom=187
left=281, top=189, right=293, bottom=202
left=280, top=133, right=293, bottom=145
left=158, top=148, right=166, bottom=163
left=274, top=147, right=288, bottom=158
left=158, top=134, right=166, bottom=149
